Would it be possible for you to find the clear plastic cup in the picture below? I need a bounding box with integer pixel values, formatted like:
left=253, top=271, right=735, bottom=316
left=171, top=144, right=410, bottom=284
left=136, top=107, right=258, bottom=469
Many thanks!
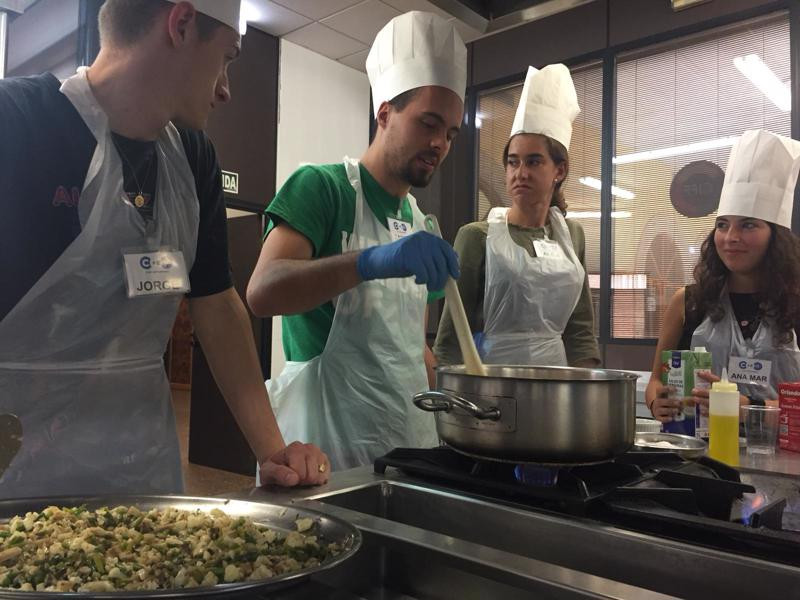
left=742, top=406, right=781, bottom=455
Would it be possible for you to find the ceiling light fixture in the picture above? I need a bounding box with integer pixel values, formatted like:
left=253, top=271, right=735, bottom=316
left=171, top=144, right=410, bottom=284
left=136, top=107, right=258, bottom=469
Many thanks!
left=613, top=136, right=739, bottom=165
left=578, top=176, right=635, bottom=200
left=733, top=54, right=791, bottom=112
left=569, top=211, right=632, bottom=219
left=240, top=0, right=263, bottom=34
left=588, top=274, right=648, bottom=289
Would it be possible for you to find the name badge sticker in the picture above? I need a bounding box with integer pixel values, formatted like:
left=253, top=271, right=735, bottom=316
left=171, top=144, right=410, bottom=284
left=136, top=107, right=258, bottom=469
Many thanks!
left=387, top=217, right=413, bottom=241
left=727, top=356, right=772, bottom=387
left=123, top=249, right=190, bottom=298
left=533, top=239, right=564, bottom=259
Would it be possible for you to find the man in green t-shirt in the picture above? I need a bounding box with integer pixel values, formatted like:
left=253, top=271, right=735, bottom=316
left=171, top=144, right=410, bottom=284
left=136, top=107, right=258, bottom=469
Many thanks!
left=246, top=11, right=467, bottom=471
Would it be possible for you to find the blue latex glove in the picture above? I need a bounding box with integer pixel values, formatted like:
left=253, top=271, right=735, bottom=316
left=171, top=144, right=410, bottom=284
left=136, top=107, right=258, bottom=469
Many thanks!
left=357, top=231, right=460, bottom=291
left=472, top=331, right=486, bottom=358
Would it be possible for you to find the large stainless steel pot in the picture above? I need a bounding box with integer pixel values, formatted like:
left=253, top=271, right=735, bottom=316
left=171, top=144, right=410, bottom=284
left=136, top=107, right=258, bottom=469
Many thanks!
left=414, top=365, right=637, bottom=464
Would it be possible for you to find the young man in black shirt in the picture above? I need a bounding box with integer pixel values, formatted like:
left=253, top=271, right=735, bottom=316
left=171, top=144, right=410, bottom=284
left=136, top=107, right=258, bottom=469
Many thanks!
left=0, top=0, right=328, bottom=497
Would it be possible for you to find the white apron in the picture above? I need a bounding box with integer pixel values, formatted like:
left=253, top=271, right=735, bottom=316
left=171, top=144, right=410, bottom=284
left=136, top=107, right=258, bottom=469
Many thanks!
left=691, top=292, right=800, bottom=402
left=481, top=206, right=584, bottom=366
left=0, top=68, right=199, bottom=498
left=265, top=158, right=437, bottom=472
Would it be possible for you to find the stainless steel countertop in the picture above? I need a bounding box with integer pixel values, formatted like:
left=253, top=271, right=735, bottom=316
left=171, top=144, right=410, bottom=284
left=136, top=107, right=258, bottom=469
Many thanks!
left=739, top=447, right=800, bottom=476
left=223, top=462, right=800, bottom=599
left=737, top=448, right=800, bottom=534
left=229, top=467, right=679, bottom=599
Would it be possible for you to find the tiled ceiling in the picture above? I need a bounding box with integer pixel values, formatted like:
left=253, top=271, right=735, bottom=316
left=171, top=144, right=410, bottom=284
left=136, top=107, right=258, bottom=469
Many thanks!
left=320, top=0, right=404, bottom=45
left=244, top=0, right=484, bottom=73
left=283, top=21, right=367, bottom=59
left=0, top=0, right=39, bottom=12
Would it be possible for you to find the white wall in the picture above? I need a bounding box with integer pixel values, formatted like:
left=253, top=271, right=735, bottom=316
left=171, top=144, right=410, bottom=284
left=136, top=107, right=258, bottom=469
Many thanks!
left=6, top=0, right=78, bottom=74
left=270, top=40, right=370, bottom=378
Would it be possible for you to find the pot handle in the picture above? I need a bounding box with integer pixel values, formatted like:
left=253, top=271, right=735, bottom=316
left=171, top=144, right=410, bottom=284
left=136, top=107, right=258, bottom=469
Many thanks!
left=413, top=391, right=501, bottom=421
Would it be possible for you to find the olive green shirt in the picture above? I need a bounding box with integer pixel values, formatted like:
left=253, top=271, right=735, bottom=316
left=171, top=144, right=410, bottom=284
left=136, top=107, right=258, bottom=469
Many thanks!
left=432, top=218, right=600, bottom=367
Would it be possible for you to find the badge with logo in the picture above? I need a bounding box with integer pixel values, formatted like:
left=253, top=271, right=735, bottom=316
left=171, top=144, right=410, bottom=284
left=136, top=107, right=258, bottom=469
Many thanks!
left=728, top=356, right=772, bottom=388
left=387, top=217, right=412, bottom=241
left=122, top=248, right=190, bottom=298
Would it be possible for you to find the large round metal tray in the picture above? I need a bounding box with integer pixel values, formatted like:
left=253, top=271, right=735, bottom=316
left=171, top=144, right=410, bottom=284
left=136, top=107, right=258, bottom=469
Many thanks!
left=0, top=495, right=361, bottom=598
left=634, top=432, right=707, bottom=459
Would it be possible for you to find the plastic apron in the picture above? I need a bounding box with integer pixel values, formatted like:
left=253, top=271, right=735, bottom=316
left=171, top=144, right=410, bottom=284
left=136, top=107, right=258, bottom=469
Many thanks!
left=0, top=68, right=199, bottom=498
left=265, top=158, right=437, bottom=472
left=481, top=206, right=584, bottom=366
left=691, top=292, right=800, bottom=402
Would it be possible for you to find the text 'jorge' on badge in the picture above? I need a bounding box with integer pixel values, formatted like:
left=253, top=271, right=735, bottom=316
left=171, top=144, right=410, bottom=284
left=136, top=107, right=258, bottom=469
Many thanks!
left=122, top=249, right=190, bottom=298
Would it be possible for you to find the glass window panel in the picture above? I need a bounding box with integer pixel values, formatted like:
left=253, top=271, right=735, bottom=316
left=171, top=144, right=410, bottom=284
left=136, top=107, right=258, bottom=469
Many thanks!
left=476, top=63, right=604, bottom=335
left=612, top=15, right=790, bottom=339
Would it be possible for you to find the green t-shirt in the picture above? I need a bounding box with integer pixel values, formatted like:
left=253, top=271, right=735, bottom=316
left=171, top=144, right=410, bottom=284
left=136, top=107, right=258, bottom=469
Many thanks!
left=265, top=162, right=442, bottom=362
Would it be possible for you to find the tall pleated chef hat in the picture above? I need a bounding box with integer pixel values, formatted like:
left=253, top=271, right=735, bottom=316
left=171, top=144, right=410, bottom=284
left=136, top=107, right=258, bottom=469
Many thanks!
left=166, top=1, right=244, bottom=34
left=718, top=129, right=800, bottom=228
left=366, top=11, right=467, bottom=116
left=510, top=64, right=580, bottom=151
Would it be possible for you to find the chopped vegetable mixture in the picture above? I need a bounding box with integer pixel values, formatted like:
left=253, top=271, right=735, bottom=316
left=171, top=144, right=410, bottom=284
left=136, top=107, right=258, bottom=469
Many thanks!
left=0, top=505, right=339, bottom=592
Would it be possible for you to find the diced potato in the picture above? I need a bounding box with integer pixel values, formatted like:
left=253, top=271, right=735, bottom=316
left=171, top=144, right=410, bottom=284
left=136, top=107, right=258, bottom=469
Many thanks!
left=201, top=571, right=219, bottom=586
left=223, top=564, right=242, bottom=582
left=295, top=517, right=314, bottom=533
left=285, top=532, right=307, bottom=548
left=0, top=547, right=22, bottom=565
left=249, top=564, right=274, bottom=580
left=79, top=581, right=115, bottom=592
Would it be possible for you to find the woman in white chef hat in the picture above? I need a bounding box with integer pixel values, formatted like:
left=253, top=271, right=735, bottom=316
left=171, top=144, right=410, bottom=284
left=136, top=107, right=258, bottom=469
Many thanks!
left=647, top=129, right=800, bottom=422
left=433, top=64, right=600, bottom=367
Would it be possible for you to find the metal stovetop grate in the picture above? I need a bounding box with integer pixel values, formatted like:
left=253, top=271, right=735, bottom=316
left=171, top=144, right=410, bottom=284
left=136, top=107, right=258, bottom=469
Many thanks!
left=374, top=446, right=800, bottom=566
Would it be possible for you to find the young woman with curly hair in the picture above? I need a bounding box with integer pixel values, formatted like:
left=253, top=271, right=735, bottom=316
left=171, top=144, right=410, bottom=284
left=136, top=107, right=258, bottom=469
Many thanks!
left=646, top=129, right=800, bottom=423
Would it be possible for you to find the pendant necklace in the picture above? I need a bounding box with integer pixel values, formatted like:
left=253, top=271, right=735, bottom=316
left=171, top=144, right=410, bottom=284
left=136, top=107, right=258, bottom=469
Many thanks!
left=113, top=137, right=156, bottom=208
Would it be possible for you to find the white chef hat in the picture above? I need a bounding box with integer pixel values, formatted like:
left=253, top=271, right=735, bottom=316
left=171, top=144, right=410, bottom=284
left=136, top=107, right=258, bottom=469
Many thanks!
left=165, top=1, right=244, bottom=34
left=718, top=129, right=800, bottom=229
left=366, top=11, right=467, bottom=116
left=510, top=64, right=580, bottom=151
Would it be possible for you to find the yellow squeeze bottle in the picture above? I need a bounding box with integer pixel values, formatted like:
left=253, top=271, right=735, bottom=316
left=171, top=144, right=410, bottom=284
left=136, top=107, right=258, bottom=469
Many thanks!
left=708, top=368, right=740, bottom=466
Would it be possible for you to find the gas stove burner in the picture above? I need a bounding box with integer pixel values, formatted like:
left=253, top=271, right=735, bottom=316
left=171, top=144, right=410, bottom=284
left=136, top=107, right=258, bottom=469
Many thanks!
left=446, top=443, right=614, bottom=466
left=375, top=447, right=754, bottom=518
left=374, top=447, right=800, bottom=568
left=514, top=464, right=559, bottom=486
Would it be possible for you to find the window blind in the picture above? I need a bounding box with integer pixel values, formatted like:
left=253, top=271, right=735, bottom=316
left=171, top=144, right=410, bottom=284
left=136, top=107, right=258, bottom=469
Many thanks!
left=612, top=15, right=790, bottom=339
left=476, top=63, right=604, bottom=334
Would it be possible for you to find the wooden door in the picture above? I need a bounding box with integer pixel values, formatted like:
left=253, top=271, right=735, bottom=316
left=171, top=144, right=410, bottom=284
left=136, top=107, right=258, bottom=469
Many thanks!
left=189, top=214, right=269, bottom=475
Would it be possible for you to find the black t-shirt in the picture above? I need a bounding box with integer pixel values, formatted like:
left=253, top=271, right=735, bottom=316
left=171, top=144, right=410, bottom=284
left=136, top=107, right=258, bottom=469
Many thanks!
left=111, top=132, right=159, bottom=221
left=0, top=73, right=233, bottom=322
left=679, top=284, right=799, bottom=349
